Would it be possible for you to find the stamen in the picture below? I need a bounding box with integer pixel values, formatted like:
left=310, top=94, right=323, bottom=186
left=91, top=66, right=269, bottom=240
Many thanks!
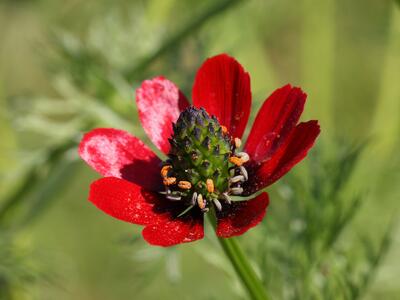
left=236, top=152, right=250, bottom=163
left=197, top=194, right=206, bottom=210
left=229, top=175, right=245, bottom=184
left=158, top=187, right=171, bottom=195
left=160, top=165, right=172, bottom=178
left=230, top=187, right=244, bottom=195
left=163, top=177, right=176, bottom=186
left=229, top=156, right=243, bottom=166
left=229, top=167, right=236, bottom=177
left=166, top=194, right=182, bottom=201
left=206, top=179, right=214, bottom=193
left=234, top=137, right=242, bottom=149
left=213, top=199, right=222, bottom=211
left=222, top=192, right=232, bottom=204
left=221, top=125, right=228, bottom=134
left=191, top=192, right=198, bottom=206
left=178, top=181, right=192, bottom=190
left=239, top=166, right=248, bottom=181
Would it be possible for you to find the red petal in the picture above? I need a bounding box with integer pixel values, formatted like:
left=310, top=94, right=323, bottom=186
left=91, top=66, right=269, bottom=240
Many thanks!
left=136, top=76, right=189, bottom=154
left=244, top=121, right=320, bottom=195
left=89, top=177, right=163, bottom=225
left=192, top=54, right=251, bottom=139
left=90, top=177, right=204, bottom=247
left=216, top=192, right=269, bottom=238
left=142, top=214, right=204, bottom=247
left=245, top=85, right=306, bottom=163
left=79, top=128, right=161, bottom=191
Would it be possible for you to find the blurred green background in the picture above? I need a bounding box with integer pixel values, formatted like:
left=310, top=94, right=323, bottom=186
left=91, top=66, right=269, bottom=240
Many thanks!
left=0, top=0, right=399, bottom=299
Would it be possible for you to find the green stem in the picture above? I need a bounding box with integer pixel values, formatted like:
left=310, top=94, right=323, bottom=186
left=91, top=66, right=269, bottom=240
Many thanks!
left=207, top=214, right=270, bottom=300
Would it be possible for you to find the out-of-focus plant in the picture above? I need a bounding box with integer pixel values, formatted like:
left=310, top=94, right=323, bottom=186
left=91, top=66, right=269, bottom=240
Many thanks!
left=0, top=233, right=47, bottom=300
left=256, top=143, right=393, bottom=300
left=124, top=238, right=182, bottom=290
left=1, top=0, right=398, bottom=298
left=2, top=0, right=244, bottom=225
left=0, top=137, right=78, bottom=299
left=193, top=142, right=394, bottom=300
left=0, top=0, right=244, bottom=297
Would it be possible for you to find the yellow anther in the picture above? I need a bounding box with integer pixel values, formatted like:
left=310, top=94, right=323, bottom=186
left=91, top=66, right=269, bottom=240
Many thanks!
left=163, top=177, right=176, bottom=186
left=229, top=156, right=243, bottom=166
left=160, top=165, right=172, bottom=178
left=197, top=194, right=206, bottom=210
left=221, top=125, right=228, bottom=134
left=234, top=137, right=242, bottom=148
left=206, top=179, right=214, bottom=193
left=178, top=181, right=192, bottom=190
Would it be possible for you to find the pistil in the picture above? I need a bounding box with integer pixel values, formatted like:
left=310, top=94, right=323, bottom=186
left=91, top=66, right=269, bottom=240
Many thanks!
left=158, top=106, right=251, bottom=216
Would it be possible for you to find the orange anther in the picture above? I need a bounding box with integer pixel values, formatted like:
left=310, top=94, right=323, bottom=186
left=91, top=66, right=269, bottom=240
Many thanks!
left=221, top=125, right=228, bottom=134
left=160, top=165, right=172, bottom=178
left=206, top=179, right=214, bottom=193
left=236, top=152, right=250, bottom=163
left=229, top=156, right=243, bottom=166
left=178, top=181, right=192, bottom=190
left=163, top=177, right=176, bottom=186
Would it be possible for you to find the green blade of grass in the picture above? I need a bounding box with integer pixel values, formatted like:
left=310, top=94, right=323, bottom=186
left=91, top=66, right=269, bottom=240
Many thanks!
left=301, top=0, right=335, bottom=138
left=370, top=4, right=400, bottom=157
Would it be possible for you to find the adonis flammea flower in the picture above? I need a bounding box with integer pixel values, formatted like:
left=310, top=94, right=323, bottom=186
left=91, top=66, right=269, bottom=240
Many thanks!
left=79, top=54, right=320, bottom=247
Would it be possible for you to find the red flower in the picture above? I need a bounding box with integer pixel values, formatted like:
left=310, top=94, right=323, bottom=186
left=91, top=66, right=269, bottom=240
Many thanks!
left=79, top=54, right=320, bottom=247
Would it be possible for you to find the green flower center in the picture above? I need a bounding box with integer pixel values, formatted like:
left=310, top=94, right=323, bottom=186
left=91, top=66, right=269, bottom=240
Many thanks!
left=160, top=107, right=250, bottom=215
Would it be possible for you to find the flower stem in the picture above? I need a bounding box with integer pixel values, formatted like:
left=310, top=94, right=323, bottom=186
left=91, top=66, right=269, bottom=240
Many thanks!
left=207, top=214, right=270, bottom=300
